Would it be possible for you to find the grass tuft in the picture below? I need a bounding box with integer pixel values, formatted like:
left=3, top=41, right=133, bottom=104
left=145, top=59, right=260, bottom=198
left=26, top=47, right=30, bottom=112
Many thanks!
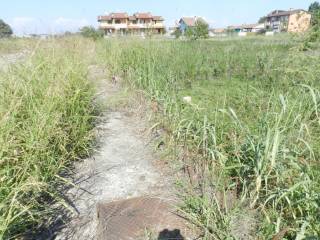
left=0, top=38, right=96, bottom=239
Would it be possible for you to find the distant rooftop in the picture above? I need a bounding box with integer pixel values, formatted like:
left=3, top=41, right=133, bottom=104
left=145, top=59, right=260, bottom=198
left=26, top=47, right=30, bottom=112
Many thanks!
left=210, top=28, right=226, bottom=33
left=228, top=23, right=261, bottom=30
left=267, top=9, right=306, bottom=17
left=98, top=12, right=164, bottom=21
left=134, top=12, right=153, bottom=19
left=179, top=17, right=207, bottom=27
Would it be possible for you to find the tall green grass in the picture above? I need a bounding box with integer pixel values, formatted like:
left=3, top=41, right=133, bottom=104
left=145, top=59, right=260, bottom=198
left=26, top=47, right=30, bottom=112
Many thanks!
left=0, top=38, right=96, bottom=239
left=99, top=37, right=320, bottom=239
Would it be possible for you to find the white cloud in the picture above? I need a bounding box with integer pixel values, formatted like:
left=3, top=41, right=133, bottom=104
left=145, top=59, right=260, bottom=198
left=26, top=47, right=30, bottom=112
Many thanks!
left=9, top=16, right=90, bottom=36
left=52, top=17, right=89, bottom=33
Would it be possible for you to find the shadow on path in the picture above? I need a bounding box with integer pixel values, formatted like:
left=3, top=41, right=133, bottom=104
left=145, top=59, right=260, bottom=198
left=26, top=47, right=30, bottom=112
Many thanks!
left=158, top=229, right=185, bottom=240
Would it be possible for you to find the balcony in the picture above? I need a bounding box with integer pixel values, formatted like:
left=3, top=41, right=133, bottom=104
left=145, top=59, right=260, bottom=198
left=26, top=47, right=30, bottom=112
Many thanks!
left=153, top=22, right=165, bottom=28
left=271, top=21, right=281, bottom=26
left=100, top=22, right=128, bottom=29
left=100, top=21, right=165, bottom=31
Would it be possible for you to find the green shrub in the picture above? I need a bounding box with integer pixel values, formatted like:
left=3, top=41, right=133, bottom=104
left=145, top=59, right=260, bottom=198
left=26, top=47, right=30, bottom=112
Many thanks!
left=309, top=1, right=320, bottom=26
left=0, top=19, right=13, bottom=38
left=194, top=19, right=209, bottom=39
left=80, top=26, right=104, bottom=40
left=185, top=19, right=209, bottom=40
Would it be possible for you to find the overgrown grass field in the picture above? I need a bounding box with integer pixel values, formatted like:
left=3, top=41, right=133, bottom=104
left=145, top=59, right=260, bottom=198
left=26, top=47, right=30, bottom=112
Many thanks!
left=1, top=35, right=319, bottom=239
left=99, top=37, right=320, bottom=239
left=0, top=38, right=96, bottom=239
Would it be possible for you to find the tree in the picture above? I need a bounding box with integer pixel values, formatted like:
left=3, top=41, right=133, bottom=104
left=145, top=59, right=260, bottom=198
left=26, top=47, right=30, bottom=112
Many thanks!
left=309, top=1, right=320, bottom=26
left=309, top=1, right=320, bottom=13
left=79, top=26, right=104, bottom=40
left=194, top=19, right=209, bottom=39
left=0, top=19, right=13, bottom=38
left=258, top=16, right=267, bottom=24
left=301, top=1, right=320, bottom=50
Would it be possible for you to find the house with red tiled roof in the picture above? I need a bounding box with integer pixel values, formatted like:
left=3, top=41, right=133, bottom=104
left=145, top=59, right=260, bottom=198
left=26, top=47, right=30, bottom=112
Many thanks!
left=97, top=12, right=165, bottom=36
left=178, top=16, right=207, bottom=33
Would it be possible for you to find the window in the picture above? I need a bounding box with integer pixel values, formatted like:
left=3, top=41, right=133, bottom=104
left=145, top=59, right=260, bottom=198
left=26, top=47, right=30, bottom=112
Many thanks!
left=115, top=19, right=121, bottom=24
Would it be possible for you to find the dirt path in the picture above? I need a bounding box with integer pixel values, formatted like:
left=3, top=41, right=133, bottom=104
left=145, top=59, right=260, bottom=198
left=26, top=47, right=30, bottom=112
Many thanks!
left=54, top=66, right=178, bottom=240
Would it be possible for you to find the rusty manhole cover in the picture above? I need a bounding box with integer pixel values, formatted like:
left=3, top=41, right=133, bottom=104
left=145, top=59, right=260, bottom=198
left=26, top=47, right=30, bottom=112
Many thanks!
left=96, top=197, right=196, bottom=240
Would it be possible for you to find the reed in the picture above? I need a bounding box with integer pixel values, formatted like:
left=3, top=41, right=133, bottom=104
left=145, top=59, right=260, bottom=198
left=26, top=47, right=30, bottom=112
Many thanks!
left=0, top=37, right=96, bottom=239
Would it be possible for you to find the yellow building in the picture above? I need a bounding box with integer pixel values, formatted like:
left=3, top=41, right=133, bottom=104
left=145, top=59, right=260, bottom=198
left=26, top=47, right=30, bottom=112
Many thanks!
left=265, top=9, right=311, bottom=33
left=287, top=11, right=312, bottom=33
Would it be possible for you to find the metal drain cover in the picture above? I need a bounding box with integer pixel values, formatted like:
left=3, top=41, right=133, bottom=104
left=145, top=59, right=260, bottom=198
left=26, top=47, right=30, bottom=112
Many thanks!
left=96, top=197, right=195, bottom=240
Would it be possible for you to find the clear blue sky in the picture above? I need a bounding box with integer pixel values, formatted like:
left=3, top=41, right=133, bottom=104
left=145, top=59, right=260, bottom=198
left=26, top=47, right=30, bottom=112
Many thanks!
left=1, top=0, right=315, bottom=35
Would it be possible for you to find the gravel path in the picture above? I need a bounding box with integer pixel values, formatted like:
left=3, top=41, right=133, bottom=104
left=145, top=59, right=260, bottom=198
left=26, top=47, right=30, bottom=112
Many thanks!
left=54, top=65, right=170, bottom=240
